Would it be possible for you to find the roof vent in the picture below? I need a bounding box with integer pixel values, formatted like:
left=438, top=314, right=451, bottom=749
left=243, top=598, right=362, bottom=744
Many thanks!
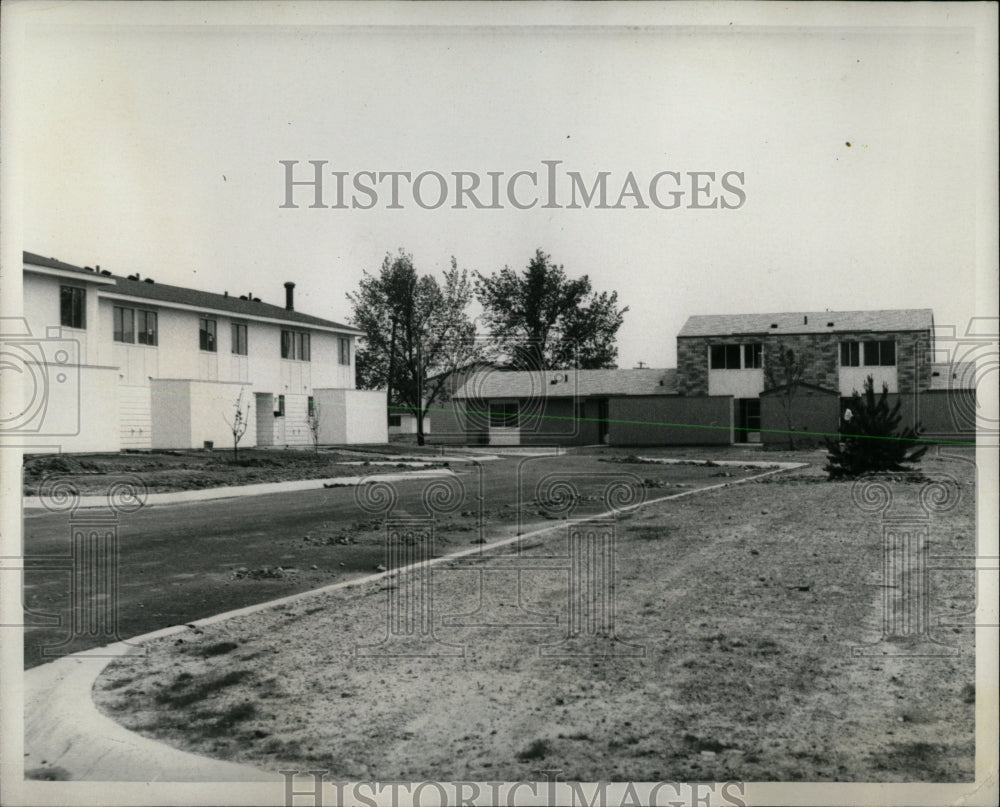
left=224, top=291, right=229, bottom=297
left=84, top=266, right=95, bottom=272
left=127, top=273, right=140, bottom=281
left=827, top=321, right=834, bottom=327
left=239, top=295, right=248, bottom=300
left=770, top=323, right=778, bottom=328
left=100, top=270, right=111, bottom=276
left=804, top=315, right=808, bottom=325
left=284, top=281, right=296, bottom=311
left=144, top=278, right=154, bottom=284
left=253, top=297, right=261, bottom=303
left=932, top=371, right=940, bottom=377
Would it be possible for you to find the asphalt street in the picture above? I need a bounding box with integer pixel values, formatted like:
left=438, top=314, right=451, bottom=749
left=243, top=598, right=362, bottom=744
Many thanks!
left=20, top=453, right=587, bottom=667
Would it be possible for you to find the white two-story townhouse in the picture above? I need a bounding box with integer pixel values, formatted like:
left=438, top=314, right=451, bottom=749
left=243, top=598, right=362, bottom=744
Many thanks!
left=17, top=251, right=386, bottom=453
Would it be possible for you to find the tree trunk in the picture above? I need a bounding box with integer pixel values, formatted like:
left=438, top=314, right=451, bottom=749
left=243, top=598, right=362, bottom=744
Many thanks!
left=416, top=408, right=426, bottom=446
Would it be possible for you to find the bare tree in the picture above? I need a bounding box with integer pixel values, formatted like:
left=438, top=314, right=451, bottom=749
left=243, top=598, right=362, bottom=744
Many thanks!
left=763, top=345, right=813, bottom=450
left=223, top=388, right=250, bottom=461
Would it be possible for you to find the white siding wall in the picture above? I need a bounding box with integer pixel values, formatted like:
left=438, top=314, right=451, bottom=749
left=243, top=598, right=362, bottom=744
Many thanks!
left=119, top=385, right=152, bottom=449
left=707, top=369, right=765, bottom=397
left=23, top=267, right=360, bottom=453
left=839, top=366, right=898, bottom=396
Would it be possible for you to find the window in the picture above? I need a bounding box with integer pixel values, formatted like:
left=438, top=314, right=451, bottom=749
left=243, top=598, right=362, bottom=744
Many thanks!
left=338, top=337, right=351, bottom=365
left=388, top=414, right=402, bottom=428
left=840, top=341, right=860, bottom=367
left=744, top=343, right=763, bottom=369
left=114, top=307, right=156, bottom=345
left=137, top=311, right=157, bottom=345
left=231, top=323, right=248, bottom=355
left=842, top=339, right=894, bottom=367
left=307, top=396, right=315, bottom=418
left=281, top=329, right=311, bottom=361
left=199, top=318, right=217, bottom=352
left=863, top=340, right=896, bottom=367
left=489, top=402, right=519, bottom=428
left=276, top=395, right=285, bottom=417
left=60, top=286, right=86, bottom=329
left=113, top=306, right=134, bottom=343
left=710, top=344, right=742, bottom=369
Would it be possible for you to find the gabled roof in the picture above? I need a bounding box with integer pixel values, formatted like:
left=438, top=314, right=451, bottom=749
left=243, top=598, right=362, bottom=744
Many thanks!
left=24, top=251, right=360, bottom=333
left=678, top=309, right=934, bottom=337
left=454, top=368, right=677, bottom=399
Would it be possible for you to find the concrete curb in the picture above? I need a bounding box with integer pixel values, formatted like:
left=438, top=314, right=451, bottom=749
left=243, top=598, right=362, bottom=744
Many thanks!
left=22, top=461, right=808, bottom=782
left=22, top=468, right=457, bottom=511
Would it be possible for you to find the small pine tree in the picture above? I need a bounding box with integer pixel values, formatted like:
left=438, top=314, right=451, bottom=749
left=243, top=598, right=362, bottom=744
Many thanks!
left=824, top=376, right=927, bottom=478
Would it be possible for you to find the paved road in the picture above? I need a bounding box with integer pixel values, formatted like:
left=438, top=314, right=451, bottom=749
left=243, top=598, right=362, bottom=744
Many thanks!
left=21, top=453, right=603, bottom=667
left=21, top=451, right=743, bottom=667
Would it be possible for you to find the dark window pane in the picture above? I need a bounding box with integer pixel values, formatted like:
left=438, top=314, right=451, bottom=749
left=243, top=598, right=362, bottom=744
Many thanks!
left=725, top=344, right=741, bottom=369
left=710, top=345, right=725, bottom=369
left=863, top=341, right=880, bottom=366
left=881, top=341, right=895, bottom=366
left=60, top=286, right=86, bottom=329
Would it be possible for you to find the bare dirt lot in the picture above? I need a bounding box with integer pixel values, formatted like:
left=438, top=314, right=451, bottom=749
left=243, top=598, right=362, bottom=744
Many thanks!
left=92, top=447, right=976, bottom=782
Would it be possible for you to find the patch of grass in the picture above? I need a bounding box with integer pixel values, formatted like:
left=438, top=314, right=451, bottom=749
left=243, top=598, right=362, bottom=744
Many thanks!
left=155, top=669, right=252, bottom=708
left=201, top=701, right=258, bottom=737
left=517, top=738, right=552, bottom=762
left=192, top=641, right=239, bottom=658
left=25, top=766, right=72, bottom=781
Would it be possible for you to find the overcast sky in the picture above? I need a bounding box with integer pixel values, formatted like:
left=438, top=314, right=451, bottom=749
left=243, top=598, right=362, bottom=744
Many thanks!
left=11, top=3, right=996, bottom=369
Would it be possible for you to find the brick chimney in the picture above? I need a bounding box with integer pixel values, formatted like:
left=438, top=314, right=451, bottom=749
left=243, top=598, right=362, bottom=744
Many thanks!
left=284, top=281, right=295, bottom=311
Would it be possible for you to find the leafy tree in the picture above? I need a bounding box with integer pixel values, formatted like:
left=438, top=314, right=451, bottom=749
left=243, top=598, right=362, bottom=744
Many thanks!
left=475, top=249, right=628, bottom=370
left=763, top=345, right=814, bottom=450
left=824, top=376, right=927, bottom=478
left=348, top=250, right=478, bottom=446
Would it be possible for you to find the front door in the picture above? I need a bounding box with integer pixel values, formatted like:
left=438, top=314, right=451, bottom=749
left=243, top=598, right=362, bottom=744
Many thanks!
left=737, top=398, right=761, bottom=443
left=597, top=399, right=610, bottom=444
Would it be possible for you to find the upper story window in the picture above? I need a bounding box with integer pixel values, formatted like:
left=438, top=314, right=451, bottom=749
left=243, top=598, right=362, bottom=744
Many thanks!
left=199, top=318, right=217, bottom=352
left=138, top=311, right=158, bottom=345
left=114, top=306, right=157, bottom=345
left=744, top=343, right=763, bottom=369
left=338, top=337, right=351, bottom=366
left=231, top=323, right=248, bottom=356
left=710, top=344, right=742, bottom=370
left=60, top=286, right=86, bottom=329
left=281, top=329, right=311, bottom=361
left=841, top=340, right=895, bottom=367
left=113, top=306, right=134, bottom=343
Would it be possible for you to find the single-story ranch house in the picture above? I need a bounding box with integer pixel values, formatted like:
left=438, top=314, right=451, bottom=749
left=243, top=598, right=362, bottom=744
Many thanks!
left=443, top=308, right=976, bottom=447
left=14, top=251, right=387, bottom=453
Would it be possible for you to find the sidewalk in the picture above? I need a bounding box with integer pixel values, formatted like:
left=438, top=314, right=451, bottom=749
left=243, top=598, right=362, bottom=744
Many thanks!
left=24, top=641, right=281, bottom=782
left=22, top=468, right=456, bottom=510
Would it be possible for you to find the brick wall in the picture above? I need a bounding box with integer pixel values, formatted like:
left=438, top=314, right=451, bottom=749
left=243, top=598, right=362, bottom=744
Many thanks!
left=677, top=330, right=931, bottom=396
